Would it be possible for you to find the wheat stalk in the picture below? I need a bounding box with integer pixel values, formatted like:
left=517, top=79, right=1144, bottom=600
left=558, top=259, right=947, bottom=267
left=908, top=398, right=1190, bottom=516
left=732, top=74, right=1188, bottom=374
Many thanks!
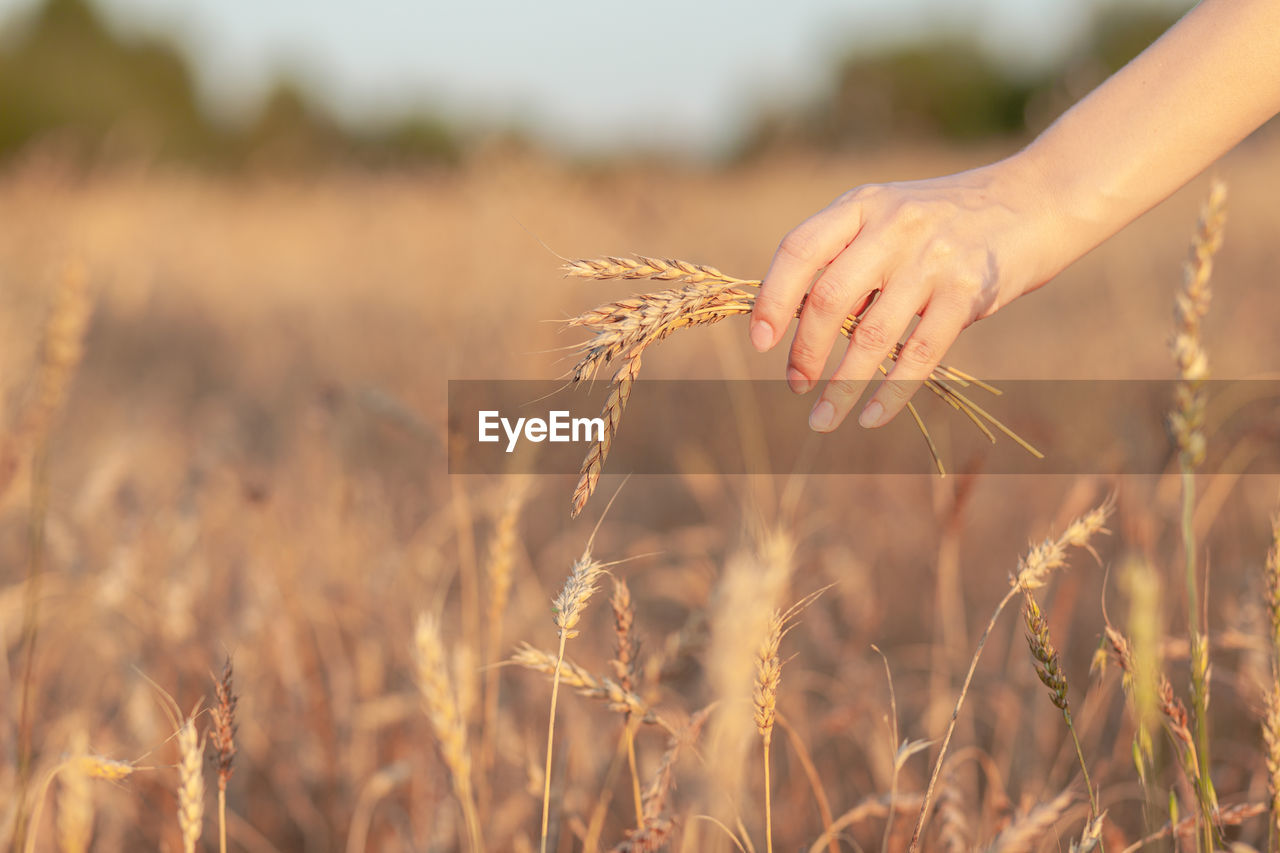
left=988, top=790, right=1075, bottom=853
left=1023, top=592, right=1097, bottom=816
left=935, top=772, right=969, bottom=853
left=414, top=614, right=484, bottom=853
left=1102, top=623, right=1205, bottom=784
left=756, top=610, right=784, bottom=853
left=510, top=643, right=666, bottom=727
left=610, top=578, right=645, bottom=826
left=10, top=262, right=94, bottom=853
left=540, top=545, right=608, bottom=853
left=1265, top=511, right=1280, bottom=852
left=563, top=256, right=1043, bottom=517
left=209, top=658, right=237, bottom=853
left=611, top=704, right=713, bottom=853
left=1070, top=812, right=1107, bottom=853
left=479, top=481, right=530, bottom=805
left=56, top=731, right=92, bottom=853
left=1170, top=181, right=1228, bottom=852
left=1119, top=802, right=1265, bottom=853
left=22, top=742, right=137, bottom=853
left=909, top=498, right=1112, bottom=852
left=753, top=588, right=826, bottom=853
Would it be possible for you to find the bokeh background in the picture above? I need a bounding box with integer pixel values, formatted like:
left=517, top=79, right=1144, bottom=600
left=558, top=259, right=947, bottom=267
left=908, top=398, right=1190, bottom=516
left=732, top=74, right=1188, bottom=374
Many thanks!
left=3, top=0, right=1280, bottom=850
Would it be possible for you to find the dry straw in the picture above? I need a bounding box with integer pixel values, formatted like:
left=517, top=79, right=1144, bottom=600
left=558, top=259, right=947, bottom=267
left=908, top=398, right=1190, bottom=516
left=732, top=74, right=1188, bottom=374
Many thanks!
left=562, top=256, right=1042, bottom=517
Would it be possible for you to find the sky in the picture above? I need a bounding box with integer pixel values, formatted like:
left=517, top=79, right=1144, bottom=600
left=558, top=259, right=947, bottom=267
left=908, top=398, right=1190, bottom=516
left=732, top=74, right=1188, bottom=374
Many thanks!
left=0, top=0, right=1187, bottom=156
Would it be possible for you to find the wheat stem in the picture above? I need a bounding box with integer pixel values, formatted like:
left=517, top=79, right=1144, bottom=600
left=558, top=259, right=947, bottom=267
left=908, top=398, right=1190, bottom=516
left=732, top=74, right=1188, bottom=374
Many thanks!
left=910, top=500, right=1112, bottom=851
left=762, top=736, right=774, bottom=853
left=625, top=725, right=643, bottom=828
left=540, top=631, right=568, bottom=853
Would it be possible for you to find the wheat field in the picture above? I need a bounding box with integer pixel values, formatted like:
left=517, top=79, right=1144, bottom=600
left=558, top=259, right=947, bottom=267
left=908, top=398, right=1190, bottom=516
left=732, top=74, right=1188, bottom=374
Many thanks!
left=3, top=131, right=1280, bottom=851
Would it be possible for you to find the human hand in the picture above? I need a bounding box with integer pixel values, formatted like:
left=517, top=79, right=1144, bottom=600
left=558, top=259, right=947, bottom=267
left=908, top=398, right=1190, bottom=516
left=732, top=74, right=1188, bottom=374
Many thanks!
left=749, top=155, right=1069, bottom=433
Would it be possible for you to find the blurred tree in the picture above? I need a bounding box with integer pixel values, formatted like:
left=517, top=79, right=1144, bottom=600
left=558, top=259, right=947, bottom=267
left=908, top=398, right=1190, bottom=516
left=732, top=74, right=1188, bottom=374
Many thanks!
left=0, top=0, right=463, bottom=168
left=736, top=3, right=1185, bottom=159
left=0, top=0, right=220, bottom=161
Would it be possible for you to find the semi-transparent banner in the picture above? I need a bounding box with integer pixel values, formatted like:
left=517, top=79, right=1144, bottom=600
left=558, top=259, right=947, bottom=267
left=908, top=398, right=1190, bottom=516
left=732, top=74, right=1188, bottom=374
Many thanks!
left=447, top=380, right=1280, bottom=475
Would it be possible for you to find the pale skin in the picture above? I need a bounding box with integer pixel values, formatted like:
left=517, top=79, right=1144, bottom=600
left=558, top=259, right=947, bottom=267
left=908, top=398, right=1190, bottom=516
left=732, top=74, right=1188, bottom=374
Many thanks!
left=750, top=0, right=1280, bottom=433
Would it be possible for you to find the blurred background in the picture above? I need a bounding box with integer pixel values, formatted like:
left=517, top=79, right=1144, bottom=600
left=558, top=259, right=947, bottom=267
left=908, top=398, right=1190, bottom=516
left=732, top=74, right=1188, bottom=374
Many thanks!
left=0, top=0, right=1198, bottom=165
left=4, top=0, right=1280, bottom=850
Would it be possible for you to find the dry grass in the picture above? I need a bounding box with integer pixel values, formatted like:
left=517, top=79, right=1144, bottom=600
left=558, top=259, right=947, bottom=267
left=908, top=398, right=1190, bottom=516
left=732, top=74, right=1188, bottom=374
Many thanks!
left=4, top=141, right=1280, bottom=852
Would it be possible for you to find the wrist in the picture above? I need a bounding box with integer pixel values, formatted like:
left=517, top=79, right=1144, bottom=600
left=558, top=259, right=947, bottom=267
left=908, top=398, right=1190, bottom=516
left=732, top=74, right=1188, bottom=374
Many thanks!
left=981, top=146, right=1092, bottom=294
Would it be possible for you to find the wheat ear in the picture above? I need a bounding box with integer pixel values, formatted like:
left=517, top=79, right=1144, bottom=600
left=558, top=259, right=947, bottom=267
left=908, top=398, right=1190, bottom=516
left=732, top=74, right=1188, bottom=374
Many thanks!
left=564, top=256, right=1042, bottom=517
left=209, top=658, right=237, bottom=853
left=611, top=704, right=713, bottom=853
left=414, top=614, right=484, bottom=852
left=22, top=744, right=136, bottom=853
left=1023, top=592, right=1097, bottom=816
left=177, top=716, right=205, bottom=853
left=1170, top=181, right=1227, bottom=852
left=752, top=588, right=827, bottom=853
left=988, top=790, right=1075, bottom=853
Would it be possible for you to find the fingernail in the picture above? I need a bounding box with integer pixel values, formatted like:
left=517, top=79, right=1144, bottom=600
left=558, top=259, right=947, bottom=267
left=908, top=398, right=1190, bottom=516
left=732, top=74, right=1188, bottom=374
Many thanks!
left=750, top=320, right=773, bottom=352
left=787, top=367, right=811, bottom=394
left=859, top=401, right=884, bottom=428
left=809, top=400, right=836, bottom=432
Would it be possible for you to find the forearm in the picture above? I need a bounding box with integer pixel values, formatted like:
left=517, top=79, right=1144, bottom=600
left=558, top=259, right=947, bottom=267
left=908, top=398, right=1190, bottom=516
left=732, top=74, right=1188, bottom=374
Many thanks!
left=1015, top=0, right=1280, bottom=278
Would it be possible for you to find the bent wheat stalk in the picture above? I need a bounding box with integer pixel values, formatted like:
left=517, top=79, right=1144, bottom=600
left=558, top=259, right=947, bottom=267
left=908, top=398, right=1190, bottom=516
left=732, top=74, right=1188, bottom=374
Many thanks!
left=563, top=256, right=1042, bottom=518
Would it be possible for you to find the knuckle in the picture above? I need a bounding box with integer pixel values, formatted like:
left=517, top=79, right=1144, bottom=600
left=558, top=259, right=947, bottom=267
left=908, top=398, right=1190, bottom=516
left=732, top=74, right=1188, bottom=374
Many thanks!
left=898, top=336, right=938, bottom=367
left=923, top=237, right=956, bottom=265
left=825, top=377, right=861, bottom=404
left=807, top=277, right=847, bottom=315
left=893, top=198, right=927, bottom=227
left=852, top=319, right=889, bottom=352
left=879, top=378, right=914, bottom=404
left=777, top=228, right=819, bottom=265
left=788, top=335, right=822, bottom=370
left=839, top=184, right=880, bottom=205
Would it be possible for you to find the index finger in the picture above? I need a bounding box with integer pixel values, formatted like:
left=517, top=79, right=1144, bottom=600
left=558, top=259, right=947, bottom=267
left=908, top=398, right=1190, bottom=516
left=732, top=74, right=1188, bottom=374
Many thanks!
left=750, top=195, right=865, bottom=352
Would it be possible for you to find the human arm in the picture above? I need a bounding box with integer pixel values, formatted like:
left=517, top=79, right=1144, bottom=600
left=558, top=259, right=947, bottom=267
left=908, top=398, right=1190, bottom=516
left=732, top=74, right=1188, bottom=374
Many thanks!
left=749, top=0, right=1280, bottom=432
